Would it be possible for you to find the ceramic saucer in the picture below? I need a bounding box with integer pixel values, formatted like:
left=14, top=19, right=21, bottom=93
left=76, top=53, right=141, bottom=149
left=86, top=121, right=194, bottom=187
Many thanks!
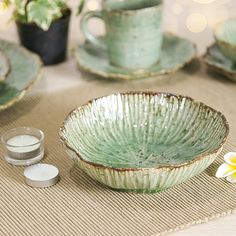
left=203, top=43, right=236, bottom=82
left=0, top=39, right=42, bottom=111
left=74, top=33, right=196, bottom=80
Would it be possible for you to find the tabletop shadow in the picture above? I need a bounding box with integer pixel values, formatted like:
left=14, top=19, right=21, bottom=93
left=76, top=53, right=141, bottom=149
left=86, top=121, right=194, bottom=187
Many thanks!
left=184, top=58, right=201, bottom=74
left=69, top=164, right=111, bottom=193
left=205, top=161, right=220, bottom=177
left=205, top=67, right=235, bottom=85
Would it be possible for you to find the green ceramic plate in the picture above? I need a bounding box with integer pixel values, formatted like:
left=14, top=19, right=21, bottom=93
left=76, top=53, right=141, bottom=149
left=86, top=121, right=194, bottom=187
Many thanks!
left=203, top=43, right=236, bottom=82
left=0, top=50, right=10, bottom=82
left=74, top=33, right=196, bottom=80
left=0, top=40, right=42, bottom=111
left=60, top=92, right=229, bottom=193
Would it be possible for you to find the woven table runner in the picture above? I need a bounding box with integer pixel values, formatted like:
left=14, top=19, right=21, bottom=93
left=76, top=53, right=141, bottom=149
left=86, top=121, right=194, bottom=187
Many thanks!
left=1, top=67, right=236, bottom=236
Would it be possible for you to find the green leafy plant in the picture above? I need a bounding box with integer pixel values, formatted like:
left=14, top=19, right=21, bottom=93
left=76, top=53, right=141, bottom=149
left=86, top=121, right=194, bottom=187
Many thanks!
left=3, top=0, right=69, bottom=31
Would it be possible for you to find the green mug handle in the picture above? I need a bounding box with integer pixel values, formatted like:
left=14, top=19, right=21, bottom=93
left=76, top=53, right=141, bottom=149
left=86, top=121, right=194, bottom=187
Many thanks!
left=80, top=11, right=105, bottom=49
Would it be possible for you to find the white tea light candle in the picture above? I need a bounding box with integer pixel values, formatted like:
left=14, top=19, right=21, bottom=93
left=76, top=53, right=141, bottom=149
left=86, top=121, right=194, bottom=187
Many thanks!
left=1, top=127, right=44, bottom=166
left=7, top=135, right=40, bottom=153
left=24, top=164, right=59, bottom=188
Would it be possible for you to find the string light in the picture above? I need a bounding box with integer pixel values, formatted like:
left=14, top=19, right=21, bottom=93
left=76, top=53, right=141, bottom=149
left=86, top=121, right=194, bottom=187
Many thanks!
left=186, top=13, right=207, bottom=33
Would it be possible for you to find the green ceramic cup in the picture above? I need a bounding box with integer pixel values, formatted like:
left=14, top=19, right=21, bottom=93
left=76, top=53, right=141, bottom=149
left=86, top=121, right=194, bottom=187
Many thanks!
left=80, top=0, right=163, bottom=69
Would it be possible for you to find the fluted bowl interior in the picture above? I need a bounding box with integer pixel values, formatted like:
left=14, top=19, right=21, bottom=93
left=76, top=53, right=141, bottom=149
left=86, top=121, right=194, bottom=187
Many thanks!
left=61, top=92, right=228, bottom=169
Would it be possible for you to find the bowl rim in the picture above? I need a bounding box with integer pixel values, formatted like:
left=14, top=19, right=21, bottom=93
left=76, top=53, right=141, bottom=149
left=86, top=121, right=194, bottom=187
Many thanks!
left=214, top=18, right=236, bottom=49
left=59, top=91, right=229, bottom=171
left=102, top=0, right=163, bottom=15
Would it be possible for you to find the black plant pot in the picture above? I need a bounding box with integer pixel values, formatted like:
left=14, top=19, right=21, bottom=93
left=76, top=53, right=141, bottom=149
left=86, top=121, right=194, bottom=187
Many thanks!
left=16, top=9, right=71, bottom=65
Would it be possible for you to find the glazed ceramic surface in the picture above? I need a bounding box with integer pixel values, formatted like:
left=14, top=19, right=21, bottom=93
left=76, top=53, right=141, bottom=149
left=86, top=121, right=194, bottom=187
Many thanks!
left=215, top=18, right=236, bottom=63
left=203, top=43, right=236, bottom=82
left=0, top=50, right=10, bottom=82
left=74, top=33, right=196, bottom=80
left=60, top=92, right=229, bottom=193
left=80, top=0, right=162, bottom=69
left=0, top=39, right=42, bottom=111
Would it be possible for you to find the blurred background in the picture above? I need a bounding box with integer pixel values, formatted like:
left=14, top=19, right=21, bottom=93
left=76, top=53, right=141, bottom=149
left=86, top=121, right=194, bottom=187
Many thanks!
left=0, top=0, right=235, bottom=55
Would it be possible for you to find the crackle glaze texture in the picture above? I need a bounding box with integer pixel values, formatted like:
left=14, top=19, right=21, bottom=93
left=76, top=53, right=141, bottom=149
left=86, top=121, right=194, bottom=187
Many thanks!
left=215, top=18, right=236, bottom=63
left=74, top=33, right=196, bottom=80
left=60, top=93, right=229, bottom=193
left=203, top=44, right=236, bottom=82
left=0, top=40, right=42, bottom=111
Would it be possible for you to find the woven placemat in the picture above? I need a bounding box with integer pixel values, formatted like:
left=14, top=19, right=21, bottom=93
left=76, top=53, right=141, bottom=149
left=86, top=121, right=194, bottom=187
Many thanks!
left=1, top=68, right=236, bottom=236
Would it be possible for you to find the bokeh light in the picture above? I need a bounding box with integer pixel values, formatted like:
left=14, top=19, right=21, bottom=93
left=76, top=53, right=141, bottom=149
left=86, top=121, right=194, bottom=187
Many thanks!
left=0, top=2, right=8, bottom=15
left=186, top=13, right=208, bottom=33
left=87, top=0, right=99, bottom=11
left=219, top=0, right=231, bottom=4
left=193, top=0, right=216, bottom=3
left=172, top=3, right=183, bottom=15
left=203, top=5, right=228, bottom=27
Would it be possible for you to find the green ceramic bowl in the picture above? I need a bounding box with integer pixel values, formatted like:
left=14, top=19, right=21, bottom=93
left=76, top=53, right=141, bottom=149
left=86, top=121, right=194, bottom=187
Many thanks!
left=215, top=18, right=236, bottom=63
left=60, top=92, right=229, bottom=193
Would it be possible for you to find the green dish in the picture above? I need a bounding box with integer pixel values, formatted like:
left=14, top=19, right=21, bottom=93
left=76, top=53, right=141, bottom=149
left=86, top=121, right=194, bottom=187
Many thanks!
left=203, top=43, right=236, bottom=82
left=74, top=33, right=196, bottom=80
left=0, top=39, right=42, bottom=111
left=60, top=92, right=229, bottom=193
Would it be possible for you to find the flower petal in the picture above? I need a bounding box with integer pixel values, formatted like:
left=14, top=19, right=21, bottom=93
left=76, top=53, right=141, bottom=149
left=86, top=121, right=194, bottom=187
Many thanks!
left=215, top=163, right=236, bottom=178
left=226, top=172, right=236, bottom=183
left=224, top=152, right=236, bottom=166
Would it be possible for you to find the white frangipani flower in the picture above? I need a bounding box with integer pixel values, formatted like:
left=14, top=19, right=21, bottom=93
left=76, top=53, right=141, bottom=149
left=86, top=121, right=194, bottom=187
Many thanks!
left=216, top=152, right=236, bottom=182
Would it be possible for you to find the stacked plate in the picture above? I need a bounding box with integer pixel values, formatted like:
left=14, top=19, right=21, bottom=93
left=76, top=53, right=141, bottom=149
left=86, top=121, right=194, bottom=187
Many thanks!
left=0, top=40, right=42, bottom=111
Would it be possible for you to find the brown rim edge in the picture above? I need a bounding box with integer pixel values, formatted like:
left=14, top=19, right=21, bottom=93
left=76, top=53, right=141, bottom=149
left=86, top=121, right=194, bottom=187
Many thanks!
left=59, top=91, right=230, bottom=172
left=102, top=0, right=163, bottom=15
